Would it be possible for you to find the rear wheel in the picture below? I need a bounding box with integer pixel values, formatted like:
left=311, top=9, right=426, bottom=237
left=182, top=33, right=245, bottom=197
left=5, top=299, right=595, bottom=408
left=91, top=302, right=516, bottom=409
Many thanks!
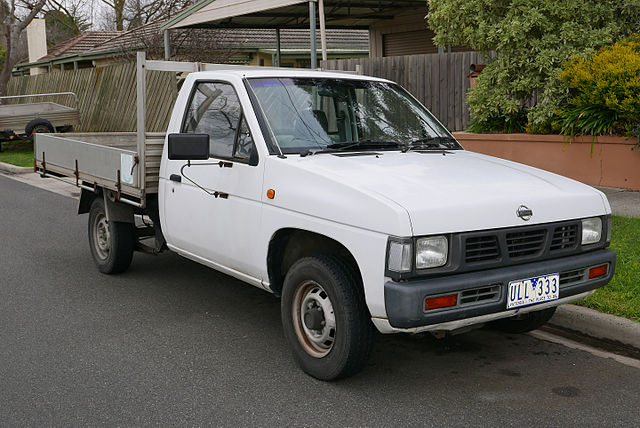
left=88, top=198, right=134, bottom=274
left=491, top=307, right=557, bottom=334
left=281, top=255, right=373, bottom=381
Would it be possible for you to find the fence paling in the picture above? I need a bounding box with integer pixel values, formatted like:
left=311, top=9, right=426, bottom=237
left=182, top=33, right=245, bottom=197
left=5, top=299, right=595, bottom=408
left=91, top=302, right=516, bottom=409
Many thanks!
left=321, top=52, right=483, bottom=131
left=7, top=63, right=177, bottom=133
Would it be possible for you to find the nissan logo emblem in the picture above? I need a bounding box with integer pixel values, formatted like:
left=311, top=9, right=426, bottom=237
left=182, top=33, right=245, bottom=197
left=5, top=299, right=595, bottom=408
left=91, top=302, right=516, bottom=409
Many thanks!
left=517, top=205, right=533, bottom=221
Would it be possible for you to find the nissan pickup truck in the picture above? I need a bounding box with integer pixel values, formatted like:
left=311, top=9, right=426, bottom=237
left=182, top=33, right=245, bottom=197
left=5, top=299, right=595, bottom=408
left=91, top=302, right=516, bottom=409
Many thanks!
left=34, top=53, right=616, bottom=380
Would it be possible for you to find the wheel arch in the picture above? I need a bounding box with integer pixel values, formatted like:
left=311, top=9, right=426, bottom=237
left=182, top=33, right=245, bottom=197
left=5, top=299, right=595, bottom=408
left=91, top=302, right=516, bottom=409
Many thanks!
left=267, top=228, right=363, bottom=297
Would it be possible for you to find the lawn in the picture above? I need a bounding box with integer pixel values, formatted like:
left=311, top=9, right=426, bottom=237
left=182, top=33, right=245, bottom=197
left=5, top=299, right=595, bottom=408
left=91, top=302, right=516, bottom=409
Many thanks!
left=576, top=215, right=640, bottom=322
left=0, top=140, right=33, bottom=167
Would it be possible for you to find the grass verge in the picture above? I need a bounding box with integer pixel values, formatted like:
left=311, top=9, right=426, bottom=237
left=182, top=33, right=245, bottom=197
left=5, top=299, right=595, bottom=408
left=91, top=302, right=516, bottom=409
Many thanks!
left=576, top=215, right=640, bottom=322
left=0, top=140, right=34, bottom=167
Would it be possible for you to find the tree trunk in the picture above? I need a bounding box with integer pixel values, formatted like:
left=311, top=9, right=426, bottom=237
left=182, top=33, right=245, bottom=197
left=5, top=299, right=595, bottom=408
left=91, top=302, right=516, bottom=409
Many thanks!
left=115, top=7, right=124, bottom=31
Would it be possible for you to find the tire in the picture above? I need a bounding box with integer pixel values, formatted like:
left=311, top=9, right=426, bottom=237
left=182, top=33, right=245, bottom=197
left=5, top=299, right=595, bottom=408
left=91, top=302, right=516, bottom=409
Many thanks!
left=281, top=255, right=373, bottom=381
left=25, top=118, right=54, bottom=137
left=491, top=307, right=557, bottom=334
left=88, top=198, right=134, bottom=274
left=56, top=125, right=74, bottom=133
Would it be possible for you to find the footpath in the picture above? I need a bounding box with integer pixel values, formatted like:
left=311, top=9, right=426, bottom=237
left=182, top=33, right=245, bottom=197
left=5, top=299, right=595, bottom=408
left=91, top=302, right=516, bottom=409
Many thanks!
left=1, top=160, right=638, bottom=350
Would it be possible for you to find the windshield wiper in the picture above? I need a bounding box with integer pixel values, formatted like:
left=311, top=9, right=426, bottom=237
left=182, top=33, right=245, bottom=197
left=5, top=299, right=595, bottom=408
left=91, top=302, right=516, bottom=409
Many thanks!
left=402, top=136, right=461, bottom=152
left=326, top=140, right=400, bottom=151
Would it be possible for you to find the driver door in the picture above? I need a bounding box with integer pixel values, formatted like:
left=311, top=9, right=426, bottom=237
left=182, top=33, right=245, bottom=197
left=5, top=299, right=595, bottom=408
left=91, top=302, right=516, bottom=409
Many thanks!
left=163, top=80, right=265, bottom=279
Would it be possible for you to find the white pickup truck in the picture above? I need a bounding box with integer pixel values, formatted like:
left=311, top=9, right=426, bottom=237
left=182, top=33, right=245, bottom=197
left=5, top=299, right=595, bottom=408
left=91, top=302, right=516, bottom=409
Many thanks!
left=35, top=54, right=616, bottom=380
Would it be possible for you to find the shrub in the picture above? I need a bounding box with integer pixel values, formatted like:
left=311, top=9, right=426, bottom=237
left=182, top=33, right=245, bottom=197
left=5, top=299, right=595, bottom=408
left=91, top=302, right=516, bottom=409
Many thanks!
left=559, top=35, right=640, bottom=139
left=427, top=0, right=640, bottom=133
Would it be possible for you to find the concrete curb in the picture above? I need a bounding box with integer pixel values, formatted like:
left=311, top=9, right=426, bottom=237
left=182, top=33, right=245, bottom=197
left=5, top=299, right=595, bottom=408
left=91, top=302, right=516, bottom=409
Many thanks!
left=0, top=160, right=32, bottom=174
left=550, top=305, right=640, bottom=350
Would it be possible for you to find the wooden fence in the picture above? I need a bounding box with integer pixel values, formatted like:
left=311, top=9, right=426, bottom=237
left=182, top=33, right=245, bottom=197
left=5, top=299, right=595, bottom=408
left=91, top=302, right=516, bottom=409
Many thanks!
left=322, top=51, right=486, bottom=131
left=7, top=63, right=178, bottom=133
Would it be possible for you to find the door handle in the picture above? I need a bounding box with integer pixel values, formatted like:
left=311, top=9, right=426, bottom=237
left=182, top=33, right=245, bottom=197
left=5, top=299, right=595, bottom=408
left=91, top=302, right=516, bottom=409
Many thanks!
left=170, top=174, right=181, bottom=183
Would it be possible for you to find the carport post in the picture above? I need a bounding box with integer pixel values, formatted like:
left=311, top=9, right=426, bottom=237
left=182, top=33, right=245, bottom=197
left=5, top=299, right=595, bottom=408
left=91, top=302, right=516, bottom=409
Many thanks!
left=275, top=28, right=281, bottom=67
left=319, top=0, right=327, bottom=62
left=309, top=0, right=317, bottom=69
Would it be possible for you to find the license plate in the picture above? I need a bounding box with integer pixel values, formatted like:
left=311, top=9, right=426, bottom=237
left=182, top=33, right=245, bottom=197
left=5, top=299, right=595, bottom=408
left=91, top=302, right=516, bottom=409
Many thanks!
left=507, top=273, right=559, bottom=309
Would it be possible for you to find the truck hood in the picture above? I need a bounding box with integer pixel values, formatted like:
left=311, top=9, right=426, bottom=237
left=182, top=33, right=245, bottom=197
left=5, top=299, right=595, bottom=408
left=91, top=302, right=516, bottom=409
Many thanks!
left=296, top=150, right=610, bottom=235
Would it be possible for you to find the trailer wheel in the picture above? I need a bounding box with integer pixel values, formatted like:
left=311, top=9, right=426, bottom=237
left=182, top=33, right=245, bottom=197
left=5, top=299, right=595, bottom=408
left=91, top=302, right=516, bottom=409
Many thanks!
left=491, top=307, right=557, bottom=334
left=88, top=198, right=134, bottom=274
left=25, top=118, right=54, bottom=137
left=281, top=255, right=373, bottom=381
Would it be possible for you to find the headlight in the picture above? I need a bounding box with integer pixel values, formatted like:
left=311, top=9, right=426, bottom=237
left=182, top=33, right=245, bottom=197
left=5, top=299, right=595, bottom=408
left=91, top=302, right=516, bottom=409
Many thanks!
left=388, top=240, right=412, bottom=273
left=416, top=236, right=448, bottom=269
left=582, top=217, right=602, bottom=245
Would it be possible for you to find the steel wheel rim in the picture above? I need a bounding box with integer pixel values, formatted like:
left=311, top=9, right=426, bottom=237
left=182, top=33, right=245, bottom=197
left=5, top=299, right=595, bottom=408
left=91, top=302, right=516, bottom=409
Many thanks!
left=93, top=213, right=110, bottom=261
left=292, top=281, right=336, bottom=358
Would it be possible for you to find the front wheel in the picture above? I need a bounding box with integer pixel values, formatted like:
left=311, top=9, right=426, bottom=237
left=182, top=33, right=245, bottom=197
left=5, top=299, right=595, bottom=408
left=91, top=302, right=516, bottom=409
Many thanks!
left=88, top=198, right=134, bottom=274
left=490, top=307, right=557, bottom=334
left=281, top=256, right=373, bottom=381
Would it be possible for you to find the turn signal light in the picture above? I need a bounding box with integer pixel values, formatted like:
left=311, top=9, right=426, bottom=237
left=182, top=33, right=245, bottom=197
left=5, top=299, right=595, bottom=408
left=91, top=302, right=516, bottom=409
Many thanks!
left=267, top=189, right=276, bottom=199
left=588, top=264, right=608, bottom=279
left=425, top=294, right=457, bottom=311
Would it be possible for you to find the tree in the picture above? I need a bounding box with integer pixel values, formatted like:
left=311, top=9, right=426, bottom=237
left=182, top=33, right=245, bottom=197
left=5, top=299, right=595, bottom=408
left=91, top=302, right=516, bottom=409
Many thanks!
left=427, top=0, right=640, bottom=131
left=0, top=0, right=47, bottom=97
left=124, top=0, right=191, bottom=29
left=100, top=0, right=125, bottom=30
left=98, top=0, right=193, bottom=32
left=45, top=0, right=91, bottom=46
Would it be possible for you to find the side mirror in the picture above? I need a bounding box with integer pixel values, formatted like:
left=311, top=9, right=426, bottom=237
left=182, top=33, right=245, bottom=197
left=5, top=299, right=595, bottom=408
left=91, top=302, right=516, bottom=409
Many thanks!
left=168, top=133, right=210, bottom=160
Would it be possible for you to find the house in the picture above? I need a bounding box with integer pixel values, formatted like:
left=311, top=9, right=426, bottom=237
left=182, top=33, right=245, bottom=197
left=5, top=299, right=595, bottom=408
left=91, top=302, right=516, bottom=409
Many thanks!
left=14, top=31, right=123, bottom=75
left=13, top=20, right=368, bottom=75
left=160, top=0, right=471, bottom=65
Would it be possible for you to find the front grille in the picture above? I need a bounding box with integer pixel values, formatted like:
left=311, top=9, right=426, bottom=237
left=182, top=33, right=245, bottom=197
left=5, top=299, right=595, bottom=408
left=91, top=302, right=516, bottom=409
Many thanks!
left=459, top=285, right=501, bottom=306
left=446, top=219, right=588, bottom=277
left=551, top=224, right=579, bottom=251
left=506, top=229, right=547, bottom=258
left=559, top=268, right=585, bottom=286
left=465, top=236, right=500, bottom=263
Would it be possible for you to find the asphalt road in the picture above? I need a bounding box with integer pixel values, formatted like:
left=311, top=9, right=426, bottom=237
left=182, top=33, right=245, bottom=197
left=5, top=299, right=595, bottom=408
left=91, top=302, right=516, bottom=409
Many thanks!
left=1, top=174, right=639, bottom=427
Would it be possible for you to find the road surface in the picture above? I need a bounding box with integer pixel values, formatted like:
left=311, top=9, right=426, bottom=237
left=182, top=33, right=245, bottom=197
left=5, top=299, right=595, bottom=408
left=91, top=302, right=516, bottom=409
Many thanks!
left=1, top=174, right=638, bottom=426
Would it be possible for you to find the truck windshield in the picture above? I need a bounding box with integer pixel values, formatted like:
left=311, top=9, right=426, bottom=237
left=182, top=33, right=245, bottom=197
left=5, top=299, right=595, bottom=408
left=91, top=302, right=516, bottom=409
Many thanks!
left=247, top=77, right=462, bottom=155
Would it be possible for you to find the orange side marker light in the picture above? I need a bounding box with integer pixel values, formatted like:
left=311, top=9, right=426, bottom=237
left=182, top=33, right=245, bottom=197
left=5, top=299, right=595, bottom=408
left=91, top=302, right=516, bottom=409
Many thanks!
left=267, top=189, right=276, bottom=199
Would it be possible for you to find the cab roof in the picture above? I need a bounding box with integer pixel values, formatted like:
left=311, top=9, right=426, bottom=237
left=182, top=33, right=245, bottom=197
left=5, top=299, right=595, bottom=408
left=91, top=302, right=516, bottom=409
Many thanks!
left=188, top=66, right=394, bottom=83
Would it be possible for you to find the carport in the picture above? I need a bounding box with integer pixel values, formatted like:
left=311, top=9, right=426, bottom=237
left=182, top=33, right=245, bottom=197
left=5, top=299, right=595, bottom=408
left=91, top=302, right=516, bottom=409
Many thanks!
left=161, top=0, right=426, bottom=68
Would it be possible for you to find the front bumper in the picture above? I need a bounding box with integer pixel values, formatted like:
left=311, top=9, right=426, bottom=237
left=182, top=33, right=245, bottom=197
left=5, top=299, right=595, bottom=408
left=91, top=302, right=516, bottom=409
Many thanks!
left=383, top=249, right=616, bottom=329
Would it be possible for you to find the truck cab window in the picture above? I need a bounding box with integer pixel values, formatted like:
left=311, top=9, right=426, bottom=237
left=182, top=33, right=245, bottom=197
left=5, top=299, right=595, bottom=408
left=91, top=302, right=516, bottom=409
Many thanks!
left=183, top=82, right=243, bottom=159
left=233, top=116, right=255, bottom=162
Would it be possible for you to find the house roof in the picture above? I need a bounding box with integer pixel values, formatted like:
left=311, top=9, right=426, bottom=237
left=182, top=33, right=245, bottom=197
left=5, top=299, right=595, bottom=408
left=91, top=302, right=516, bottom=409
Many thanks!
left=89, top=20, right=368, bottom=55
left=14, top=19, right=368, bottom=70
left=39, top=31, right=123, bottom=61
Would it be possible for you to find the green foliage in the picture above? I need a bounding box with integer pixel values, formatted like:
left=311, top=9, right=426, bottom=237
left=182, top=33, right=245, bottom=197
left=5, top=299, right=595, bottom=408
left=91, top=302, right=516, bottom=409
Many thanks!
left=427, top=0, right=640, bottom=132
left=0, top=45, right=5, bottom=69
left=559, top=35, right=640, bottom=139
left=467, top=111, right=527, bottom=134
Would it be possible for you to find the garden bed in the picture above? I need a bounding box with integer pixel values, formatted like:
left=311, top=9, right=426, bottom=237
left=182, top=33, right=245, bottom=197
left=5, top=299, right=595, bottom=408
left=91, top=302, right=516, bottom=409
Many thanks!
left=454, top=132, right=640, bottom=191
